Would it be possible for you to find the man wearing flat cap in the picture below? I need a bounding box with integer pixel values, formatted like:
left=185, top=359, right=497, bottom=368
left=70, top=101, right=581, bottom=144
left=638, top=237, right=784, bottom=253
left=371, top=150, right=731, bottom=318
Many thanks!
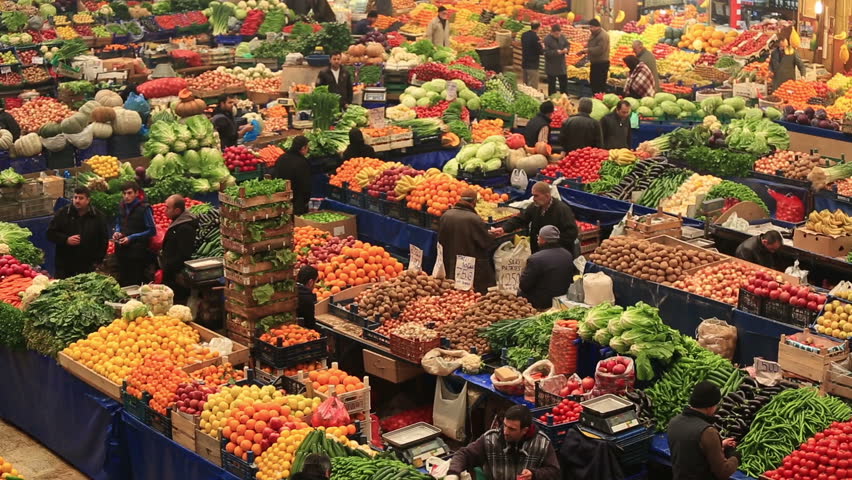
left=668, top=381, right=741, bottom=480
left=437, top=188, right=496, bottom=293
left=519, top=225, right=574, bottom=309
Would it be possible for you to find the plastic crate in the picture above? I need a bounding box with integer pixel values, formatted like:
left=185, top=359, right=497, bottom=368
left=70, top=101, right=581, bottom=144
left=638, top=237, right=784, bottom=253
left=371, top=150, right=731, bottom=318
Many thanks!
left=74, top=139, right=109, bottom=163
left=347, top=190, right=367, bottom=209
left=389, top=333, right=440, bottom=363
left=109, top=134, right=142, bottom=159
left=383, top=198, right=406, bottom=221
left=148, top=406, right=173, bottom=438
left=790, top=305, right=818, bottom=329
left=531, top=406, right=578, bottom=448
left=327, top=183, right=349, bottom=203
left=763, top=299, right=792, bottom=322
left=232, top=164, right=266, bottom=183
left=121, top=383, right=149, bottom=422
left=220, top=437, right=259, bottom=480
left=737, top=288, right=764, bottom=316
left=363, top=193, right=385, bottom=214
left=362, top=322, right=390, bottom=347
left=46, top=146, right=78, bottom=169
left=254, top=334, right=328, bottom=369
left=9, top=155, right=46, bottom=174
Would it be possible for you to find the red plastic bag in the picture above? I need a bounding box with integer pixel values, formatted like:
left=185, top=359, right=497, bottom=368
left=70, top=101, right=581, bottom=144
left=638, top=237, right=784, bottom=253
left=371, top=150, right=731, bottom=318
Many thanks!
left=148, top=225, right=166, bottom=252
left=768, top=189, right=805, bottom=223
left=169, top=49, right=202, bottom=67
left=136, top=77, right=188, bottom=99
left=311, top=396, right=351, bottom=428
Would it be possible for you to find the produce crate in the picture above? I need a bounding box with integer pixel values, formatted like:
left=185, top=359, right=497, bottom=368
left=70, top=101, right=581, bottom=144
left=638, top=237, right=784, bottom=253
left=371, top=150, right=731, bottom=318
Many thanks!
left=220, top=203, right=293, bottom=222
left=306, top=377, right=371, bottom=415
left=231, top=164, right=266, bottom=183
left=220, top=223, right=293, bottom=245
left=0, top=201, right=21, bottom=221
left=121, top=383, right=149, bottom=422
left=109, top=134, right=142, bottom=159
left=196, top=430, right=222, bottom=466
left=737, top=288, right=764, bottom=316
left=224, top=266, right=294, bottom=287
left=148, top=405, right=173, bottom=438
left=221, top=235, right=293, bottom=255
left=20, top=195, right=55, bottom=219
left=327, top=183, right=349, bottom=203
left=821, top=362, right=852, bottom=400
left=531, top=406, right=578, bottom=448
left=362, top=322, right=390, bottom=347
left=220, top=437, right=259, bottom=480
left=226, top=313, right=256, bottom=342
left=219, top=188, right=293, bottom=209
left=763, top=299, right=792, bottom=323
left=222, top=255, right=288, bottom=275
left=478, top=109, right=514, bottom=128
left=254, top=333, right=328, bottom=369
left=790, top=305, right=818, bottom=329
left=777, top=331, right=848, bottom=382
left=625, top=212, right=683, bottom=235
left=328, top=298, right=371, bottom=327
left=533, top=375, right=590, bottom=407
left=226, top=283, right=296, bottom=307
left=225, top=296, right=298, bottom=320
left=389, top=333, right=440, bottom=363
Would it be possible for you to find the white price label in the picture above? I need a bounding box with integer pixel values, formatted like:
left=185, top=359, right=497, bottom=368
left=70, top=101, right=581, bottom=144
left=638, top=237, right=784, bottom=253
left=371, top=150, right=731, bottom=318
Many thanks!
left=0, top=66, right=10, bottom=74
left=754, top=357, right=781, bottom=374
left=409, top=244, right=423, bottom=272
left=454, top=255, right=476, bottom=291
left=32, top=56, right=44, bottom=65
left=497, top=256, right=525, bottom=293
left=446, top=82, right=457, bottom=101
left=368, top=107, right=386, bottom=128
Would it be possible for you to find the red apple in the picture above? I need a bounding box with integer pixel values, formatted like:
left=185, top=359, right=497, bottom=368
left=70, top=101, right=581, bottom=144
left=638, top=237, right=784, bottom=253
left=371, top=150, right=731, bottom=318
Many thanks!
left=582, top=377, right=595, bottom=391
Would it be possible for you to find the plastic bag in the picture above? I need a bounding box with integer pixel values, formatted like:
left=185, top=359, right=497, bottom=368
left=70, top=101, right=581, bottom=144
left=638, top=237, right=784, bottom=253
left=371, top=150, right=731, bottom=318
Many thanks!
left=490, top=367, right=524, bottom=396
left=510, top=168, right=528, bottom=189
left=433, top=378, right=467, bottom=441
left=696, top=318, right=738, bottom=360
left=548, top=319, right=579, bottom=375
left=140, top=283, right=174, bottom=314
left=583, top=272, right=614, bottom=306
left=421, top=348, right=468, bottom=376
left=149, top=225, right=166, bottom=252
left=768, top=189, right=805, bottom=223
left=312, top=396, right=351, bottom=427
left=242, top=119, right=262, bottom=143
left=592, top=356, right=635, bottom=396
left=493, top=237, right=531, bottom=293
left=522, top=359, right=555, bottom=402
left=785, top=260, right=809, bottom=284
left=538, top=373, right=593, bottom=401
left=432, top=243, right=446, bottom=279
left=41, top=134, right=68, bottom=152
left=125, top=91, right=151, bottom=116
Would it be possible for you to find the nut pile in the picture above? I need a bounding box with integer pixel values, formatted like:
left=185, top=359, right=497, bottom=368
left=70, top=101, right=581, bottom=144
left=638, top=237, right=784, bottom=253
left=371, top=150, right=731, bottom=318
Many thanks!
left=392, top=322, right=438, bottom=341
left=588, top=237, right=722, bottom=286
left=354, top=270, right=453, bottom=322
left=437, top=292, right=537, bottom=353
left=376, top=289, right=481, bottom=335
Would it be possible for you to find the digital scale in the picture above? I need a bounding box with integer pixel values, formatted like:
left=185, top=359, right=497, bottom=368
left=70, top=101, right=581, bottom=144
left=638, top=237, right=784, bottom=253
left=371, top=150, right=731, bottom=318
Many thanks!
left=382, top=422, right=450, bottom=468
left=362, top=87, right=387, bottom=109
left=580, top=394, right=641, bottom=434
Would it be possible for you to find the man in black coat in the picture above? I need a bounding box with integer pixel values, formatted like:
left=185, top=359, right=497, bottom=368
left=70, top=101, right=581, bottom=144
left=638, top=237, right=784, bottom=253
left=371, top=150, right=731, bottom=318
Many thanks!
left=47, top=186, right=109, bottom=278
left=491, top=181, right=578, bottom=255
left=558, top=97, right=602, bottom=153
left=297, top=265, right=318, bottom=330
left=353, top=11, right=377, bottom=35
left=521, top=21, right=543, bottom=89
left=600, top=100, right=632, bottom=149
left=524, top=101, right=553, bottom=148
left=113, top=181, right=156, bottom=286
left=519, top=226, right=574, bottom=309
left=273, top=135, right=312, bottom=215
left=316, top=53, right=353, bottom=107
left=159, top=195, right=198, bottom=304
left=735, top=230, right=782, bottom=270
left=212, top=94, right=253, bottom=150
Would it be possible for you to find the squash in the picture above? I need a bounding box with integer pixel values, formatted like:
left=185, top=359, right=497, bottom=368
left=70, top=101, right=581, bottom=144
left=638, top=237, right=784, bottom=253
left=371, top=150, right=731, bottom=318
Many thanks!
left=39, top=122, right=61, bottom=138
left=534, top=141, right=552, bottom=156
left=91, top=106, right=116, bottom=123
left=113, top=108, right=143, bottom=135
left=91, top=122, right=113, bottom=139
left=95, top=90, right=123, bottom=107
left=507, top=148, right=527, bottom=169
left=348, top=44, right=366, bottom=57
left=365, top=43, right=384, bottom=58
left=441, top=132, right=460, bottom=147
left=60, top=113, right=88, bottom=135
left=517, top=154, right=548, bottom=176
left=0, top=129, right=12, bottom=150
left=178, top=88, right=193, bottom=100
left=41, top=133, right=68, bottom=153
left=14, top=133, right=42, bottom=157
left=506, top=133, right=525, bottom=150
left=78, top=100, right=101, bottom=117
left=174, top=92, right=207, bottom=118
left=66, top=125, right=93, bottom=150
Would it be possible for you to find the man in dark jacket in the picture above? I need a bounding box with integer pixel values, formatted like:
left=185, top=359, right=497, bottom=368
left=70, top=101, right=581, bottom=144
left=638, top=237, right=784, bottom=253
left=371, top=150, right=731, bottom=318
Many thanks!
left=273, top=135, right=312, bottom=215
left=632, top=40, right=660, bottom=91
left=212, top=94, right=253, bottom=150
left=437, top=189, right=495, bottom=294
left=447, top=405, right=560, bottom=480
left=521, top=21, right=543, bottom=89
left=524, top=101, right=554, bottom=148
left=316, top=53, right=353, bottom=107
left=558, top=97, right=602, bottom=153
left=735, top=230, right=782, bottom=270
left=292, top=454, right=331, bottom=480
left=113, top=181, right=156, bottom=286
left=600, top=100, right=632, bottom=149
left=353, top=11, right=377, bottom=35
left=519, top=226, right=573, bottom=309
left=668, top=381, right=741, bottom=480
left=492, top=181, right=578, bottom=255
left=0, top=107, right=21, bottom=140
left=47, top=186, right=109, bottom=278
left=159, top=195, right=198, bottom=304
left=297, top=265, right=318, bottom=330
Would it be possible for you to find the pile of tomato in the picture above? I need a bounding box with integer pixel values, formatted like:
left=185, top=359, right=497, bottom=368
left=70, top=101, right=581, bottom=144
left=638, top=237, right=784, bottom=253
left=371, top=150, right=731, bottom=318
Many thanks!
left=538, top=398, right=583, bottom=425
left=540, top=147, right=609, bottom=183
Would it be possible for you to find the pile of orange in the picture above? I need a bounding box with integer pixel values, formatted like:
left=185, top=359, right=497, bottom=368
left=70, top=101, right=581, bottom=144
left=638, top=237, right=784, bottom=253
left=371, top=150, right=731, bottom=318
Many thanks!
left=774, top=80, right=819, bottom=110
left=189, top=362, right=245, bottom=387
left=273, top=360, right=325, bottom=378
left=259, top=325, right=321, bottom=348
left=329, top=157, right=386, bottom=191
left=222, top=401, right=310, bottom=461
left=295, top=226, right=331, bottom=256
left=405, top=175, right=508, bottom=216
left=125, top=353, right=191, bottom=414
left=471, top=119, right=504, bottom=143
left=306, top=366, right=365, bottom=394
left=315, top=241, right=404, bottom=299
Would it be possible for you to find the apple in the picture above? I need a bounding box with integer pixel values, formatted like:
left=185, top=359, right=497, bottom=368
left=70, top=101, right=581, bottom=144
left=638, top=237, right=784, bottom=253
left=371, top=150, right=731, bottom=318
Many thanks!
left=571, top=389, right=584, bottom=396
left=768, top=281, right=779, bottom=290
left=779, top=291, right=791, bottom=303
left=769, top=289, right=780, bottom=300
left=582, top=377, right=595, bottom=391
left=612, top=364, right=627, bottom=375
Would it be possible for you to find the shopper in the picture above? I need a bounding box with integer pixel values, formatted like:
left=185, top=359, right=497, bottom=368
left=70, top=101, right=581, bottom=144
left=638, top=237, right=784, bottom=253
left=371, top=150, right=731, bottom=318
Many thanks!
left=317, top=53, right=353, bottom=107
left=769, top=36, right=806, bottom=92
left=543, top=24, right=569, bottom=96
left=558, top=97, right=602, bottom=153
left=353, top=11, right=378, bottom=35
left=735, top=230, right=782, bottom=270
left=426, top=6, right=451, bottom=47
left=292, top=454, right=332, bottom=480
left=523, top=101, right=554, bottom=148
left=341, top=128, right=376, bottom=161
left=212, top=94, right=253, bottom=149
left=286, top=0, right=310, bottom=16
left=113, top=181, right=156, bottom=286
left=632, top=40, right=659, bottom=91
left=310, top=0, right=336, bottom=22
left=600, top=100, right=632, bottom=149
left=581, top=19, right=610, bottom=94
left=446, top=405, right=560, bottom=480
left=623, top=55, right=656, bottom=99
left=521, top=21, right=544, bottom=89
left=297, top=265, right=319, bottom=331
left=519, top=226, right=574, bottom=309
left=0, top=107, right=21, bottom=140
left=491, top=181, right=578, bottom=254
left=668, top=381, right=741, bottom=480
left=47, top=186, right=109, bottom=279
left=370, top=0, right=392, bottom=16
left=159, top=195, right=198, bottom=304
left=437, top=188, right=495, bottom=294
left=273, top=135, right=312, bottom=215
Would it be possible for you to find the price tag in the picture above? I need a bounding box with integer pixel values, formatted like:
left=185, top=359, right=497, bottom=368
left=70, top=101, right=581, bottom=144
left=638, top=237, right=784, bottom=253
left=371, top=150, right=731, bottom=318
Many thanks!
left=32, top=56, right=44, bottom=65
left=409, top=244, right=422, bottom=272
left=432, top=243, right=445, bottom=278
left=754, top=357, right=781, bottom=374
left=497, top=255, right=525, bottom=293
left=454, top=255, right=476, bottom=291
left=446, top=82, right=457, bottom=101
left=0, top=66, right=10, bottom=74
left=368, top=107, right=386, bottom=128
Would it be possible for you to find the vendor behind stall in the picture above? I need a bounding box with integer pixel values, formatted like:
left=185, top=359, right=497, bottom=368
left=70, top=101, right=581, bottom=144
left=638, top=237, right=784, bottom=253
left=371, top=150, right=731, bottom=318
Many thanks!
left=446, top=405, right=560, bottom=480
left=769, top=33, right=806, bottom=92
left=523, top=101, right=554, bottom=148
left=297, top=265, right=318, bottom=330
left=353, top=11, right=378, bottom=35
left=47, top=186, right=109, bottom=279
left=273, top=135, right=312, bottom=215
left=491, top=181, right=578, bottom=255
left=212, top=94, right=253, bottom=149
left=519, top=226, right=574, bottom=309
left=113, top=181, right=156, bottom=286
left=341, top=129, right=376, bottom=161
left=316, top=53, right=353, bottom=107
left=735, top=230, right=782, bottom=270
left=159, top=195, right=198, bottom=304
left=600, top=100, right=632, bottom=149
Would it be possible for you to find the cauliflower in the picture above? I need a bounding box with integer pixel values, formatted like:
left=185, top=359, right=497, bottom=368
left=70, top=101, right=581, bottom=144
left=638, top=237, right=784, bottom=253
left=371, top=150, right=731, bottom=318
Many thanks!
left=0, top=244, right=10, bottom=255
left=140, top=284, right=174, bottom=315
left=167, top=305, right=193, bottom=323
left=21, top=275, right=52, bottom=308
left=121, top=299, right=150, bottom=321
left=460, top=354, right=482, bottom=374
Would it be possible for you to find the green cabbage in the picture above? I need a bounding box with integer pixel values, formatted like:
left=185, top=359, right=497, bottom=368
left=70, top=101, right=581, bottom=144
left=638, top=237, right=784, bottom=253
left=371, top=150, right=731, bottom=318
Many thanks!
left=442, top=158, right=459, bottom=176
left=590, top=99, right=609, bottom=120
left=609, top=335, right=629, bottom=354
left=143, top=141, right=170, bottom=157
left=700, top=96, right=723, bottom=114
left=149, top=121, right=177, bottom=145
left=174, top=123, right=191, bottom=142
left=183, top=150, right=201, bottom=174
left=593, top=328, right=613, bottom=345
left=185, top=115, right=213, bottom=140
left=583, top=302, right=624, bottom=330
left=192, top=178, right=211, bottom=192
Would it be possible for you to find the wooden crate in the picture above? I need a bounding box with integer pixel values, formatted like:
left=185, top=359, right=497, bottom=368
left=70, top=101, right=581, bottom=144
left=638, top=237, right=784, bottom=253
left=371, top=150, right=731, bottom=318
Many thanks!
left=219, top=189, right=293, bottom=209
left=196, top=429, right=222, bottom=466
left=626, top=212, right=683, bottom=235
left=220, top=203, right=293, bottom=222
left=221, top=236, right=293, bottom=255
left=822, top=362, right=852, bottom=400
left=305, top=376, right=371, bottom=416
left=777, top=331, right=848, bottom=382
left=225, top=284, right=296, bottom=307
left=220, top=223, right=294, bottom=244
left=224, top=266, right=294, bottom=286
left=171, top=409, right=199, bottom=451
left=224, top=296, right=298, bottom=320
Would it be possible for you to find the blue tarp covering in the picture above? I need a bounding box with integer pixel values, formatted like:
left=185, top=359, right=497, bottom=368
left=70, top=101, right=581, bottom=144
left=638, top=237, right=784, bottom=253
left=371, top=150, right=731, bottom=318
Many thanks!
left=14, top=214, right=55, bottom=276
left=398, top=148, right=460, bottom=170
left=814, top=192, right=852, bottom=217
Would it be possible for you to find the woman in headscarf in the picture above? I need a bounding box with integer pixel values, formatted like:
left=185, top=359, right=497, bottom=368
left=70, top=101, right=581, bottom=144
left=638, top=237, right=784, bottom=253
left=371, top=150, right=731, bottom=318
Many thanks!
left=769, top=28, right=806, bottom=92
left=340, top=128, right=376, bottom=161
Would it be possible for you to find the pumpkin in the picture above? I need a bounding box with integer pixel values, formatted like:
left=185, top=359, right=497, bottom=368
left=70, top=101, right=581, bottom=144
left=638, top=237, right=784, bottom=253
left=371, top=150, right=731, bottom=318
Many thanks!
left=507, top=148, right=526, bottom=169
left=41, top=133, right=68, bottom=153
left=91, top=122, right=113, bottom=139
left=517, top=154, right=548, bottom=176
left=39, top=122, right=61, bottom=138
left=66, top=125, right=94, bottom=149
left=506, top=133, right=525, bottom=150
left=441, top=132, right=460, bottom=147
left=60, top=113, right=88, bottom=135
left=534, top=141, right=551, bottom=156
left=365, top=43, right=384, bottom=58
left=91, top=106, right=116, bottom=123
left=113, top=108, right=143, bottom=135
left=14, top=133, right=42, bottom=157
left=0, top=129, right=12, bottom=150
left=174, top=93, right=207, bottom=118
left=78, top=100, right=101, bottom=117
left=95, top=90, right=123, bottom=107
left=178, top=88, right=193, bottom=100
left=366, top=56, right=383, bottom=65
left=348, top=44, right=366, bottom=57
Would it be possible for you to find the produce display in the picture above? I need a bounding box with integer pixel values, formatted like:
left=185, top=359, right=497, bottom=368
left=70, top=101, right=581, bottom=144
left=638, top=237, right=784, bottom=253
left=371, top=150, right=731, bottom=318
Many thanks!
left=437, top=291, right=537, bottom=353
left=483, top=308, right=587, bottom=369
left=588, top=237, right=723, bottom=286
left=815, top=299, right=852, bottom=339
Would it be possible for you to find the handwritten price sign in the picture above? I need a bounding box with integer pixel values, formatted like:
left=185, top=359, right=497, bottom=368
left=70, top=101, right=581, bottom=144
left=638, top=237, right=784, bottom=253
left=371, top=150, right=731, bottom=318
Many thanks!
left=497, top=257, right=525, bottom=292
left=454, top=255, right=476, bottom=291
left=409, top=244, right=423, bottom=272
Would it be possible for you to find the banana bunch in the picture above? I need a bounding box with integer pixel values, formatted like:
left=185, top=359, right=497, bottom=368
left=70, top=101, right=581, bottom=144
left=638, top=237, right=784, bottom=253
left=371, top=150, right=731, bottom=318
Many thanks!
left=394, top=174, right=426, bottom=200
left=609, top=148, right=637, bottom=165
left=806, top=209, right=852, bottom=236
left=355, top=167, right=383, bottom=188
left=475, top=202, right=516, bottom=222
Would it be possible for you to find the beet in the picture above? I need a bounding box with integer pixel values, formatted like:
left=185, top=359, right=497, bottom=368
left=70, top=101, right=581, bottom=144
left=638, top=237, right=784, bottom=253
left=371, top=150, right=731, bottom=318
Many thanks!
left=816, top=109, right=828, bottom=120
left=783, top=105, right=795, bottom=116
left=786, top=114, right=797, bottom=122
left=797, top=114, right=810, bottom=125
left=804, top=107, right=815, bottom=118
left=818, top=119, right=832, bottom=129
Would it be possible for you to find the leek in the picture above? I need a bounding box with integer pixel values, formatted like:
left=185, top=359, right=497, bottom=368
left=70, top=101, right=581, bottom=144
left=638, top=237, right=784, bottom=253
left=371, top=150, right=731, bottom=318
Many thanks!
left=210, top=3, right=232, bottom=35
left=808, top=161, right=852, bottom=190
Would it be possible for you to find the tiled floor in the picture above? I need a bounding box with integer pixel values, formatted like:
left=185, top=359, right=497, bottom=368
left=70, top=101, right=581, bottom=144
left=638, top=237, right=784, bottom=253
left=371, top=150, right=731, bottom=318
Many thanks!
left=0, top=419, right=87, bottom=479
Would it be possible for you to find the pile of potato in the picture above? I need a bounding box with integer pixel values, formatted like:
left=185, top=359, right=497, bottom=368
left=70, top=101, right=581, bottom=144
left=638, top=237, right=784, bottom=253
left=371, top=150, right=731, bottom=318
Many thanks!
left=588, top=237, right=722, bottom=286
left=437, top=292, right=537, bottom=353
left=354, top=271, right=453, bottom=322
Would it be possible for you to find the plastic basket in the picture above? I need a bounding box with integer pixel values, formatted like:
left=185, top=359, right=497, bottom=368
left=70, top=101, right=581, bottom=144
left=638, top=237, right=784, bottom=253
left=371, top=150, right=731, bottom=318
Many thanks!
left=149, top=406, right=173, bottom=438
left=531, top=406, right=578, bottom=448
left=737, top=288, right=764, bottom=316
left=389, top=333, right=440, bottom=363
left=790, top=306, right=818, bottom=329
left=109, top=134, right=142, bottom=159
left=763, top=299, right=792, bottom=322
left=232, top=164, right=265, bottom=183
left=362, top=322, right=390, bottom=347
left=220, top=437, right=259, bottom=480
left=121, top=383, right=149, bottom=422
left=327, top=183, right=349, bottom=203
left=253, top=333, right=328, bottom=369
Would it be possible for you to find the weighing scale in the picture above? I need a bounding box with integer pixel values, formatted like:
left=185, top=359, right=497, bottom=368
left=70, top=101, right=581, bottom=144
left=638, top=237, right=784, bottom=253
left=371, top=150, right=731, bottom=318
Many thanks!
left=382, top=422, right=450, bottom=468
left=580, top=394, right=641, bottom=434
left=362, top=87, right=387, bottom=109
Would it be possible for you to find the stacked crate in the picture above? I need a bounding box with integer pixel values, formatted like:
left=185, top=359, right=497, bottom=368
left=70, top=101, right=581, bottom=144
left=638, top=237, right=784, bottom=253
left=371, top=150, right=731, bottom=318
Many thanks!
left=220, top=182, right=297, bottom=347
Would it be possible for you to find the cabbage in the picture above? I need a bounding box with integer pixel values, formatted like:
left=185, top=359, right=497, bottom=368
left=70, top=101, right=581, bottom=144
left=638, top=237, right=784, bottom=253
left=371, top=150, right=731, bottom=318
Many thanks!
left=661, top=101, right=680, bottom=116
left=654, top=92, right=677, bottom=104
left=722, top=96, right=746, bottom=111
left=640, top=97, right=656, bottom=108
left=484, top=159, right=502, bottom=171
left=457, top=144, right=478, bottom=163
left=183, top=150, right=201, bottom=174
left=39, top=3, right=56, bottom=16
left=483, top=135, right=505, bottom=144
left=174, top=123, right=192, bottom=142
left=442, top=158, right=459, bottom=176
left=467, top=98, right=481, bottom=110
left=463, top=159, right=483, bottom=172
left=192, top=178, right=211, bottom=192
left=584, top=302, right=624, bottom=330
left=609, top=335, right=629, bottom=354
left=409, top=87, right=427, bottom=99
left=149, top=121, right=177, bottom=145
left=715, top=104, right=736, bottom=119
left=700, top=96, right=723, bottom=114
left=143, top=141, right=170, bottom=157
left=590, top=99, right=609, bottom=120
left=172, top=140, right=187, bottom=153
left=400, top=95, right=417, bottom=108
left=602, top=93, right=620, bottom=108
left=185, top=115, right=213, bottom=140
left=676, top=99, right=696, bottom=112
left=416, top=97, right=432, bottom=107
left=578, top=321, right=596, bottom=340
left=121, top=300, right=149, bottom=321
left=743, top=107, right=763, bottom=120
left=764, top=107, right=782, bottom=120
left=593, top=328, right=613, bottom=346
left=637, top=106, right=653, bottom=117
left=624, top=97, right=639, bottom=111
left=475, top=143, right=495, bottom=160
left=459, top=88, right=477, bottom=101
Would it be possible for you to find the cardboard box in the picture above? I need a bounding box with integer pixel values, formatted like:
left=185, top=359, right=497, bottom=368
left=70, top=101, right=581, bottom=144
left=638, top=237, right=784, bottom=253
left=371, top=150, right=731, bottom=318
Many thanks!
left=295, top=211, right=357, bottom=239
left=793, top=228, right=852, bottom=259
left=39, top=175, right=65, bottom=199
left=363, top=349, right=423, bottom=383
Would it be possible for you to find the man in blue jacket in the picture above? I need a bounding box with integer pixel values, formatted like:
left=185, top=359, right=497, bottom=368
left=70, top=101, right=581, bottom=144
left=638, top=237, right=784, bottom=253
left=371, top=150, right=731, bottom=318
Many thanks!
left=519, top=225, right=574, bottom=309
left=521, top=21, right=543, bottom=89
